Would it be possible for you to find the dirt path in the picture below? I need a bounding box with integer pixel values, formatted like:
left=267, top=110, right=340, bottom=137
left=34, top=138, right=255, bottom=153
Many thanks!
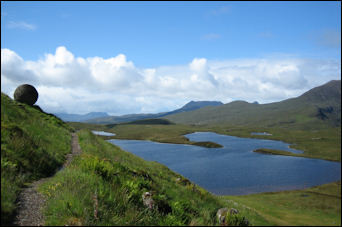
left=13, top=132, right=82, bottom=226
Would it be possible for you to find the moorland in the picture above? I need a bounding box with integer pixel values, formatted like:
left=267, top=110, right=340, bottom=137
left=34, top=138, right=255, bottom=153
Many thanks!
left=1, top=80, right=341, bottom=226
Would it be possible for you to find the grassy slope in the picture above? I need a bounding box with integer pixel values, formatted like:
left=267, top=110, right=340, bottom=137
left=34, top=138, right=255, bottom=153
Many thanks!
left=1, top=93, right=72, bottom=225
left=1, top=93, right=261, bottom=225
left=164, top=99, right=333, bottom=130
left=221, top=181, right=341, bottom=226
left=38, top=130, right=262, bottom=225
left=165, top=80, right=341, bottom=130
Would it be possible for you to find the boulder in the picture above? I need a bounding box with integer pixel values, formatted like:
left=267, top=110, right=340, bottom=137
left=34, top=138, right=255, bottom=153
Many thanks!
left=229, top=208, right=239, bottom=215
left=142, top=192, right=155, bottom=209
left=216, top=207, right=243, bottom=225
left=216, top=207, right=228, bottom=224
left=14, top=84, right=38, bottom=105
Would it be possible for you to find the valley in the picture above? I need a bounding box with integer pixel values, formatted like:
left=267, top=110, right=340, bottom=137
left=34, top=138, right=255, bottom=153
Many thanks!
left=1, top=80, right=341, bottom=226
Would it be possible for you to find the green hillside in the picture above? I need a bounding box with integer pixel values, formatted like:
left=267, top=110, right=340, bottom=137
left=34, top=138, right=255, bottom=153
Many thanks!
left=165, top=80, right=341, bottom=129
left=2, top=89, right=340, bottom=226
left=1, top=94, right=257, bottom=225
left=38, top=130, right=256, bottom=225
left=1, top=93, right=73, bottom=224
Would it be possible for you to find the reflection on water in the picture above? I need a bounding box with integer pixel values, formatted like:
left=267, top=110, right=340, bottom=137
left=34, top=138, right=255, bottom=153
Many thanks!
left=108, top=132, right=341, bottom=195
left=92, top=130, right=116, bottom=136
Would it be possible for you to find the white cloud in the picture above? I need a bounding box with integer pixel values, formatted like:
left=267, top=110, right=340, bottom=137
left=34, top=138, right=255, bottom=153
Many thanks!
left=7, top=21, right=37, bottom=30
left=1, top=46, right=340, bottom=115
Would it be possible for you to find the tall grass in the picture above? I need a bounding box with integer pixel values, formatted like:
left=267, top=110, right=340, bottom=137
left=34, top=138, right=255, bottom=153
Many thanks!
left=222, top=181, right=341, bottom=226
left=1, top=93, right=72, bottom=225
left=39, top=130, right=255, bottom=225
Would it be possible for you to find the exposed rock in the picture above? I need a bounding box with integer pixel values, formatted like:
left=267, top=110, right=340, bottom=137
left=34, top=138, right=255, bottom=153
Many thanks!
left=14, top=84, right=38, bottom=106
left=216, top=207, right=229, bottom=224
left=142, top=192, right=155, bottom=209
left=229, top=208, right=239, bottom=215
left=216, top=207, right=247, bottom=225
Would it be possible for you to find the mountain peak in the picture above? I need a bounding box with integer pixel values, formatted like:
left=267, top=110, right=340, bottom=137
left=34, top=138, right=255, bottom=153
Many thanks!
left=300, top=80, right=341, bottom=104
left=182, top=100, right=223, bottom=109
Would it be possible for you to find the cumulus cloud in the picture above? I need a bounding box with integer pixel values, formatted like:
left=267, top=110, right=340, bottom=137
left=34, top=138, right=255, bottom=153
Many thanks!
left=1, top=46, right=340, bottom=115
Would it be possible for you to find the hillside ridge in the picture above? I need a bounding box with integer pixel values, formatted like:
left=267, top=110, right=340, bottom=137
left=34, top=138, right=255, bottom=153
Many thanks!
left=165, top=80, right=341, bottom=129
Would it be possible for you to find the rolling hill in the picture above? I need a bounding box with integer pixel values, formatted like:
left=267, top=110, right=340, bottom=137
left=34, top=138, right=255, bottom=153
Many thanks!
left=165, top=80, right=341, bottom=129
left=1, top=92, right=254, bottom=226
left=85, top=100, right=223, bottom=124
left=54, top=111, right=109, bottom=122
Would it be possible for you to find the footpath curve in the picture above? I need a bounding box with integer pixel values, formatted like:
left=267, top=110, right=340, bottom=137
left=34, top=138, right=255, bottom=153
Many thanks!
left=13, top=132, right=82, bottom=226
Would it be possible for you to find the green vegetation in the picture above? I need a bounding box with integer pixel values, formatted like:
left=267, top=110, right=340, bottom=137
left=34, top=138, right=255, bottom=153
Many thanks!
left=120, top=118, right=174, bottom=125
left=101, top=123, right=224, bottom=148
left=211, top=126, right=341, bottom=162
left=1, top=93, right=72, bottom=225
left=253, top=148, right=308, bottom=158
left=38, top=130, right=256, bottom=225
left=192, top=141, right=223, bottom=148
left=64, top=120, right=340, bottom=225
left=221, top=181, right=341, bottom=226
left=1, top=80, right=340, bottom=226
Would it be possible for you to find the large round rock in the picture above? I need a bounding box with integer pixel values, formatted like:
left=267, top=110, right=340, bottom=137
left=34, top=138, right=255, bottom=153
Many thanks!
left=14, top=84, right=39, bottom=105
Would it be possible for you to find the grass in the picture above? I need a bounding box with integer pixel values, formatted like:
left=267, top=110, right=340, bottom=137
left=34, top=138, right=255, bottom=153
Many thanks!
left=221, top=181, right=341, bottom=226
left=1, top=93, right=73, bottom=225
left=253, top=148, right=308, bottom=158
left=210, top=126, right=341, bottom=162
left=38, top=129, right=258, bottom=225
left=65, top=122, right=341, bottom=225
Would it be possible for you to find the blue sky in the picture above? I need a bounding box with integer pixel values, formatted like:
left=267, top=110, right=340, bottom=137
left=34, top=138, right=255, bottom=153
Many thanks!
left=1, top=1, right=341, bottom=115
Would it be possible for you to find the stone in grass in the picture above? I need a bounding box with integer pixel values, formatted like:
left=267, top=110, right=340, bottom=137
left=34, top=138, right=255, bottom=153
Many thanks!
left=142, top=191, right=155, bottom=209
left=217, top=207, right=249, bottom=225
left=14, top=84, right=38, bottom=106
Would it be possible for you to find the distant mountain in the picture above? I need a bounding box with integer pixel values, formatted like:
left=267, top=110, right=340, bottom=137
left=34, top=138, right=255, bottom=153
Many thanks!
left=85, top=101, right=223, bottom=124
left=159, top=101, right=223, bottom=117
left=165, top=80, right=341, bottom=129
left=55, top=112, right=109, bottom=122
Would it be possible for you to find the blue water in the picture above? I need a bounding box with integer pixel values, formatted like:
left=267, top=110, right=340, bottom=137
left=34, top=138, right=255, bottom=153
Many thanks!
left=92, top=130, right=116, bottom=136
left=251, top=132, right=272, bottom=136
left=108, top=132, right=341, bottom=195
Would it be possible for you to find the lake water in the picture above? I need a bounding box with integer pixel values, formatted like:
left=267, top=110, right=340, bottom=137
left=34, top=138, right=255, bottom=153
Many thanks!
left=251, top=132, right=272, bottom=136
left=108, top=132, right=341, bottom=195
left=92, top=130, right=116, bottom=136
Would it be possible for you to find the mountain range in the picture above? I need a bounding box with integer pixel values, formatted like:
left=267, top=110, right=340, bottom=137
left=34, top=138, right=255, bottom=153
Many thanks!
left=55, top=80, right=341, bottom=129
left=54, top=112, right=109, bottom=122
left=81, top=101, right=223, bottom=124
left=165, top=80, right=341, bottom=129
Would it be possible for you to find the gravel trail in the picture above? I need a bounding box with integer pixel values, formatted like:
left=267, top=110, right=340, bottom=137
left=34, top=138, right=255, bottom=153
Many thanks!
left=13, top=132, right=81, bottom=226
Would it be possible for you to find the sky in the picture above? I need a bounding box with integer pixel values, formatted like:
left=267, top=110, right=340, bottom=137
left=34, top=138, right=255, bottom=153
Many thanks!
left=1, top=1, right=341, bottom=115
